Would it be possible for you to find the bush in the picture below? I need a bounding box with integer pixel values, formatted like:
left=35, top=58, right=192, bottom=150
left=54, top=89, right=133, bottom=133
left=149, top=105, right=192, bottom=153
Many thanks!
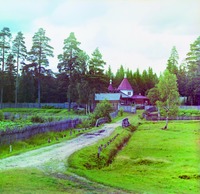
left=41, top=105, right=55, bottom=109
left=0, top=110, right=4, bottom=121
left=93, top=100, right=113, bottom=120
left=118, top=108, right=124, bottom=116
left=80, top=119, right=91, bottom=129
left=30, top=115, right=45, bottom=123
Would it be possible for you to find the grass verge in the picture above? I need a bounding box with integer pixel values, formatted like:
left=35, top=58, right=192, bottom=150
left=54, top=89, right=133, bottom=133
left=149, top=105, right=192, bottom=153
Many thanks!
left=0, top=168, right=99, bottom=194
left=0, top=127, right=93, bottom=159
left=68, top=119, right=200, bottom=193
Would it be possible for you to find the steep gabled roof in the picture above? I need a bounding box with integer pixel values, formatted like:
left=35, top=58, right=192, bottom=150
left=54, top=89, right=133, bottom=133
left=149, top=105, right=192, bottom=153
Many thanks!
left=118, top=78, right=133, bottom=91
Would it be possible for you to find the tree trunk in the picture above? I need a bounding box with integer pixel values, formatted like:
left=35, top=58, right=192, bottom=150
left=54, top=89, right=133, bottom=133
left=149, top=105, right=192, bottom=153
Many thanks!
left=68, top=86, right=71, bottom=111
left=38, top=78, right=41, bottom=108
left=0, top=87, right=3, bottom=109
left=163, top=116, right=168, bottom=130
left=15, top=56, right=19, bottom=107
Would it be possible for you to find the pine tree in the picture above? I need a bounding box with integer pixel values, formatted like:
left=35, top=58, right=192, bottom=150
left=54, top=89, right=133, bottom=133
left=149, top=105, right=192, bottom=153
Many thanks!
left=185, top=36, right=200, bottom=105
left=89, top=48, right=105, bottom=75
left=88, top=48, right=107, bottom=110
left=115, top=65, right=125, bottom=87
left=28, top=28, right=54, bottom=107
left=0, top=27, right=11, bottom=107
left=4, top=54, right=16, bottom=102
left=12, top=31, right=27, bottom=105
left=57, top=32, right=81, bottom=110
left=166, top=46, right=179, bottom=75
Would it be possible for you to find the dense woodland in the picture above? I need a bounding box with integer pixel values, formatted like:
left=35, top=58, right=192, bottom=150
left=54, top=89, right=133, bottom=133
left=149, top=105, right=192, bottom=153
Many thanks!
left=0, top=27, right=199, bottom=108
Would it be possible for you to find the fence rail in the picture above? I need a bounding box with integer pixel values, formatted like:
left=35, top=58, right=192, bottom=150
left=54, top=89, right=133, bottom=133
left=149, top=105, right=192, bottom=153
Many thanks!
left=118, top=105, right=136, bottom=113
left=95, top=111, right=119, bottom=127
left=145, top=105, right=200, bottom=111
left=179, top=106, right=200, bottom=110
left=145, top=116, right=200, bottom=121
left=0, top=118, right=81, bottom=145
left=0, top=103, right=77, bottom=109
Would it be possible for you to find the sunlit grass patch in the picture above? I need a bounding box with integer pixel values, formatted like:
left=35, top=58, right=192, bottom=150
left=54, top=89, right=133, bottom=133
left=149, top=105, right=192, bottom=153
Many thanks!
left=0, top=168, right=84, bottom=194
left=68, top=120, right=200, bottom=193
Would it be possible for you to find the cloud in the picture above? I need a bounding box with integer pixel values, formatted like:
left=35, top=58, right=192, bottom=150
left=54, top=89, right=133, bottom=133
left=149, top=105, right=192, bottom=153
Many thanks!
left=0, top=0, right=199, bottom=75
left=138, top=0, right=200, bottom=35
left=47, top=0, right=108, bottom=27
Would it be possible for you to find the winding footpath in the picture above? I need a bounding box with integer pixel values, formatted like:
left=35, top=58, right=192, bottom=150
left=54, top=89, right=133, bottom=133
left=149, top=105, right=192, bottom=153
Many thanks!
left=0, top=120, right=122, bottom=172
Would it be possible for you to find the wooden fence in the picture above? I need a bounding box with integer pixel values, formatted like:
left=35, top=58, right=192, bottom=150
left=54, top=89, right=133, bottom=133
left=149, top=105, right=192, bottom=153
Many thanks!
left=145, top=105, right=200, bottom=111
left=0, top=103, right=77, bottom=109
left=110, top=111, right=119, bottom=118
left=118, top=105, right=136, bottom=113
left=0, top=118, right=81, bottom=145
left=145, top=115, right=200, bottom=121
left=95, top=111, right=119, bottom=127
left=179, top=106, right=200, bottom=110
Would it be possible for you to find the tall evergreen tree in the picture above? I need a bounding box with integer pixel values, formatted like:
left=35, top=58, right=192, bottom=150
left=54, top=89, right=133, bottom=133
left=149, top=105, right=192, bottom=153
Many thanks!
left=28, top=28, right=54, bottom=107
left=186, top=36, right=200, bottom=74
left=12, top=31, right=27, bottom=105
left=88, top=48, right=107, bottom=109
left=185, top=36, right=200, bottom=105
left=4, top=54, right=16, bottom=102
left=177, top=63, right=187, bottom=98
left=143, top=67, right=158, bottom=95
left=166, top=46, right=179, bottom=75
left=115, top=65, right=125, bottom=87
left=18, top=69, right=35, bottom=102
left=105, top=65, right=114, bottom=80
left=133, top=68, right=142, bottom=95
left=89, top=48, right=105, bottom=75
left=0, top=27, right=11, bottom=107
left=57, top=32, right=81, bottom=110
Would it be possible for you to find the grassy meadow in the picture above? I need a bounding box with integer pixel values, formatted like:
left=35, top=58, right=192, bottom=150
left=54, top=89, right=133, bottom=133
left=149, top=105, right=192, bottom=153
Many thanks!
left=0, top=109, right=199, bottom=193
left=68, top=119, right=200, bottom=193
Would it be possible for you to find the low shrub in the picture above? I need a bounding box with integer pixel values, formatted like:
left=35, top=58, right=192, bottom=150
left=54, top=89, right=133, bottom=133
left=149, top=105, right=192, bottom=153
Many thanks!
left=118, top=108, right=124, bottom=116
left=41, top=105, right=55, bottom=109
left=178, top=109, right=200, bottom=116
left=79, top=119, right=91, bottom=129
left=30, top=115, right=45, bottom=123
left=47, top=117, right=54, bottom=122
left=0, top=110, right=4, bottom=121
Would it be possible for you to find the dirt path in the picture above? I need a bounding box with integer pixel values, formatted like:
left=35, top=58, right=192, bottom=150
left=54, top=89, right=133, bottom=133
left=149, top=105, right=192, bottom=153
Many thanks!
left=0, top=120, right=122, bottom=172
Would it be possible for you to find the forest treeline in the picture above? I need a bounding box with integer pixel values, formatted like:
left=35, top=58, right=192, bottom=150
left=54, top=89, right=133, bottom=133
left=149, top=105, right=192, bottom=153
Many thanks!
left=0, top=27, right=199, bottom=108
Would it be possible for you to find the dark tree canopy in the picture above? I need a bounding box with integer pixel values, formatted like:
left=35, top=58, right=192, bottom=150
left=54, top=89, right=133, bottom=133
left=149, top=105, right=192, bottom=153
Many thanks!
left=0, top=27, right=199, bottom=108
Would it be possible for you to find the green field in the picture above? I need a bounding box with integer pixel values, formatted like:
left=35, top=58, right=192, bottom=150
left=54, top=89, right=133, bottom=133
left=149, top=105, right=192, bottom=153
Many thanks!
left=0, top=108, right=87, bottom=131
left=68, top=119, right=200, bottom=193
left=0, top=110, right=199, bottom=193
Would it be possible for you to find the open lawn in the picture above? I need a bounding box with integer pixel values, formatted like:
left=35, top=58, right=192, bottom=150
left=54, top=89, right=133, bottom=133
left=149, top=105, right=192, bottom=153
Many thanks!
left=68, top=120, right=200, bottom=193
left=0, top=110, right=199, bottom=193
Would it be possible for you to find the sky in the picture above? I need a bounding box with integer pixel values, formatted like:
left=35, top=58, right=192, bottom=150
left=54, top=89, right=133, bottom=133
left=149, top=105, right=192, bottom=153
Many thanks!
left=0, top=0, right=199, bottom=75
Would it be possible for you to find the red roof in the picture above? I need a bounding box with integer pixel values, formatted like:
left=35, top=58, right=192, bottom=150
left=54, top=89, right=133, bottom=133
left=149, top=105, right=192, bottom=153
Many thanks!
left=118, top=78, right=133, bottom=90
